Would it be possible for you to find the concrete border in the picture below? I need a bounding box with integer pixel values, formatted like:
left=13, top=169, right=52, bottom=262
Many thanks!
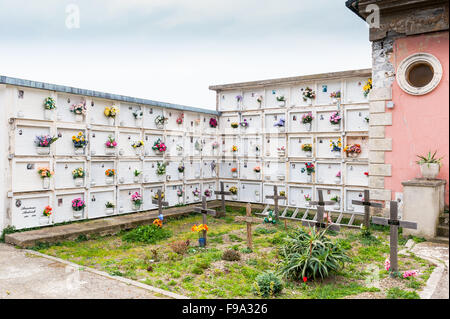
left=26, top=249, right=189, bottom=299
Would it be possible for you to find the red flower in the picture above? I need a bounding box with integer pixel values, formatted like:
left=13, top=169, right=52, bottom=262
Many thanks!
left=364, top=172, right=369, bottom=176
left=303, top=277, right=307, bottom=283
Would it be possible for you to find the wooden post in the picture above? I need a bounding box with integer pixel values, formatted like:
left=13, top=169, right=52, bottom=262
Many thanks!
left=352, top=190, right=383, bottom=228
left=214, top=181, right=231, bottom=217
left=234, top=203, right=263, bottom=251
left=301, top=189, right=340, bottom=232
left=265, top=185, right=286, bottom=220
left=151, top=189, right=169, bottom=217
left=193, top=196, right=217, bottom=246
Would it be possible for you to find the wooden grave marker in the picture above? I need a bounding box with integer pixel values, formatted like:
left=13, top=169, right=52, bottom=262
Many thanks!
left=214, top=181, right=231, bottom=217
left=301, top=189, right=340, bottom=231
left=352, top=189, right=383, bottom=228
left=265, top=185, right=286, bottom=220
left=234, top=203, right=263, bottom=250
left=193, top=196, right=217, bottom=246
left=151, top=189, right=169, bottom=217
left=372, top=201, right=417, bottom=276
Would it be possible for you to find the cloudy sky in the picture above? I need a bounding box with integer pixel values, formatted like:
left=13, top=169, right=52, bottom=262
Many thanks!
left=0, top=0, right=370, bottom=110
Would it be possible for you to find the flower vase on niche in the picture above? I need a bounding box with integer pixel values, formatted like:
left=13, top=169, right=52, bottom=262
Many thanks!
left=132, top=140, right=144, bottom=155
left=70, top=101, right=86, bottom=123
left=37, top=168, right=53, bottom=189
left=131, top=192, right=142, bottom=211
left=72, top=198, right=85, bottom=219
left=347, top=204, right=354, bottom=212
left=105, top=169, right=115, bottom=185
left=301, top=112, right=314, bottom=132
left=133, top=109, right=143, bottom=127
left=276, top=96, right=286, bottom=107
left=231, top=168, right=238, bottom=178
left=74, top=178, right=83, bottom=187
left=44, top=109, right=53, bottom=121
left=35, top=135, right=58, bottom=155
left=331, top=196, right=340, bottom=210
left=42, top=177, right=50, bottom=189
left=335, top=172, right=341, bottom=184
left=306, top=174, right=312, bottom=183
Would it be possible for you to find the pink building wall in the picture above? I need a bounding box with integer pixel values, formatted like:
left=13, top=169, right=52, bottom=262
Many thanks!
left=385, top=31, right=449, bottom=204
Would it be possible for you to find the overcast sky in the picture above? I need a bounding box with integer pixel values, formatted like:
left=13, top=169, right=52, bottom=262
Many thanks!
left=0, top=0, right=370, bottom=110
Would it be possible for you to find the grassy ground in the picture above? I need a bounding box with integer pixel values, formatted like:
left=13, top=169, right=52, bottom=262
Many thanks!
left=35, top=206, right=434, bottom=299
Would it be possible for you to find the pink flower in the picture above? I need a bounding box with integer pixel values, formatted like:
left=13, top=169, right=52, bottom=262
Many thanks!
left=403, top=270, right=417, bottom=278
left=113, top=141, right=117, bottom=147
left=384, top=258, right=390, bottom=271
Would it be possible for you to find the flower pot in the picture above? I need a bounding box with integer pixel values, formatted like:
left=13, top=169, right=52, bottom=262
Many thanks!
left=232, top=195, right=238, bottom=200
left=305, top=151, right=312, bottom=157
left=332, top=98, right=338, bottom=104
left=105, top=148, right=116, bottom=156
left=133, top=203, right=141, bottom=211
left=178, top=172, right=184, bottom=180
left=157, top=175, right=165, bottom=182
left=105, top=177, right=114, bottom=184
left=334, top=177, right=341, bottom=184
left=194, top=196, right=200, bottom=202
left=332, top=124, right=340, bottom=131
left=134, top=176, right=141, bottom=183
left=177, top=150, right=183, bottom=156
left=118, top=177, right=125, bottom=184
left=277, top=151, right=285, bottom=157
left=347, top=205, right=354, bottom=212
left=74, top=148, right=84, bottom=155
left=134, top=148, right=143, bottom=156
left=144, top=175, right=150, bottom=183
left=36, top=147, right=50, bottom=155
left=75, top=114, right=83, bottom=122
left=304, top=122, right=312, bottom=132
left=198, top=237, right=206, bottom=247
left=420, top=163, right=440, bottom=179
left=232, top=172, right=238, bottom=178
left=39, top=216, right=51, bottom=225
left=119, top=149, right=125, bottom=156
left=42, top=177, right=50, bottom=189
left=178, top=197, right=183, bottom=204
left=278, top=127, right=285, bottom=133
left=154, top=149, right=164, bottom=156
left=156, top=123, right=164, bottom=130
left=306, top=99, right=312, bottom=106
left=255, top=173, right=261, bottom=180
left=74, top=178, right=84, bottom=187
left=44, top=109, right=53, bottom=120
left=135, top=118, right=143, bottom=127
left=306, top=174, right=312, bottom=183
left=73, top=210, right=83, bottom=219
left=277, top=175, right=285, bottom=181
left=334, top=151, right=341, bottom=158
left=277, top=101, right=286, bottom=107
left=108, top=117, right=115, bottom=126
left=105, top=208, right=114, bottom=215
left=305, top=201, right=311, bottom=207
left=333, top=204, right=340, bottom=210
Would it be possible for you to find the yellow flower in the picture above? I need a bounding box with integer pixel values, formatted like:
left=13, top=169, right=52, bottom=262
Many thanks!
left=78, top=132, right=83, bottom=136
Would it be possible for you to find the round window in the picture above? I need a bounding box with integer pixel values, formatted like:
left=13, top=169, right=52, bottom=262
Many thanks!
left=397, top=53, right=442, bottom=95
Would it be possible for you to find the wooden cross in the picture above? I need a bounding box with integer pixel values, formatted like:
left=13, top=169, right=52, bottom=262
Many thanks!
left=193, top=196, right=217, bottom=245
left=372, top=201, right=417, bottom=276
left=151, top=189, right=168, bottom=217
left=301, top=189, right=340, bottom=231
left=234, top=203, right=263, bottom=250
left=265, top=186, right=286, bottom=220
left=352, top=190, right=383, bottom=228
left=214, top=181, right=231, bottom=217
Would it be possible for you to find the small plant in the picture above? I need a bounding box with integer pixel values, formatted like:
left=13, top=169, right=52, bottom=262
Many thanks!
left=212, top=141, right=219, bottom=149
left=273, top=118, right=285, bottom=127
left=330, top=195, right=340, bottom=203
left=169, top=240, right=190, bottom=255
left=44, top=97, right=56, bottom=110
left=229, top=186, right=238, bottom=195
left=304, top=194, right=311, bottom=202
left=72, top=198, right=85, bottom=211
left=35, top=135, right=59, bottom=147
left=105, top=169, right=115, bottom=177
left=156, top=162, right=166, bottom=175
left=177, top=189, right=184, bottom=197
left=133, top=169, right=141, bottom=177
left=365, top=116, right=370, bottom=123
left=231, top=122, right=239, bottom=128
left=69, top=101, right=86, bottom=115
left=105, top=135, right=117, bottom=148
left=72, top=132, right=88, bottom=148
left=279, top=191, right=286, bottom=197
left=191, top=224, right=209, bottom=233
left=222, top=249, right=241, bottom=261
left=344, top=144, right=362, bottom=155
left=329, top=111, right=341, bottom=125
left=72, top=167, right=84, bottom=179
left=153, top=218, right=163, bottom=228
left=152, top=192, right=165, bottom=200
left=253, top=272, right=283, bottom=298
left=276, top=96, right=286, bottom=102
left=104, top=106, right=119, bottom=118
left=363, top=78, right=372, bottom=97
left=240, top=119, right=249, bottom=128
left=302, top=87, right=316, bottom=101
left=122, top=224, right=172, bottom=244
left=264, top=210, right=277, bottom=224
left=37, top=167, right=54, bottom=179
left=231, top=167, right=238, bottom=173
left=105, top=201, right=115, bottom=208
left=209, top=118, right=218, bottom=128
left=257, top=95, right=263, bottom=105
left=131, top=192, right=143, bottom=206
left=176, top=113, right=184, bottom=125
left=416, top=151, right=443, bottom=167
left=132, top=109, right=143, bottom=119
left=301, top=144, right=312, bottom=152
left=177, top=164, right=185, bottom=173
left=236, top=95, right=243, bottom=103
left=204, top=189, right=212, bottom=198
left=301, top=112, right=314, bottom=124
left=231, top=145, right=238, bottom=152
left=330, top=138, right=342, bottom=152
left=43, top=206, right=52, bottom=217
left=253, top=166, right=261, bottom=173
left=192, top=188, right=200, bottom=198
left=132, top=140, right=144, bottom=148
left=386, top=287, right=419, bottom=299
left=152, top=138, right=167, bottom=153
left=301, top=162, right=315, bottom=174
left=330, top=91, right=341, bottom=99
left=154, top=115, right=167, bottom=127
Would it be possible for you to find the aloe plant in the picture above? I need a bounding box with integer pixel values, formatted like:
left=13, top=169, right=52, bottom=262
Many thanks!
left=416, top=151, right=443, bottom=167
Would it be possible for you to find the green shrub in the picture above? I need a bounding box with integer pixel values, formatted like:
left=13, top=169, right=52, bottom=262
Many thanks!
left=277, top=227, right=350, bottom=280
left=122, top=225, right=172, bottom=244
left=253, top=272, right=283, bottom=298
left=0, top=226, right=17, bottom=242
left=386, top=287, right=420, bottom=299
left=222, top=249, right=241, bottom=261
left=254, top=227, right=278, bottom=235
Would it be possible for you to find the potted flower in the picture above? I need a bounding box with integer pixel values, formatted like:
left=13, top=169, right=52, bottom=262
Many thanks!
left=344, top=144, right=362, bottom=158
left=177, top=189, right=184, bottom=203
left=132, top=140, right=144, bottom=155
left=152, top=138, right=167, bottom=155
left=104, top=106, right=119, bottom=126
left=192, top=224, right=208, bottom=247
left=133, top=169, right=142, bottom=183
left=277, top=146, right=286, bottom=157
left=330, top=138, right=342, bottom=157
left=40, top=206, right=52, bottom=225
left=273, top=118, right=285, bottom=133
left=231, top=122, right=239, bottom=129
left=276, top=95, right=286, bottom=107
left=301, top=144, right=312, bottom=157
left=330, top=195, right=340, bottom=210
left=365, top=116, right=370, bottom=123
left=192, top=188, right=201, bottom=201
left=35, top=135, right=59, bottom=155
left=364, top=171, right=369, bottom=178
left=37, top=167, right=54, bottom=189
left=178, top=164, right=185, bottom=179
left=416, top=151, right=443, bottom=179
left=156, top=162, right=166, bottom=181
left=43, top=97, right=56, bottom=120
left=105, top=135, right=117, bottom=155
left=229, top=186, right=238, bottom=200
left=301, top=112, right=314, bottom=131
left=264, top=210, right=277, bottom=224
left=72, top=167, right=85, bottom=187
left=232, top=145, right=238, bottom=153
left=302, top=87, right=316, bottom=105
left=131, top=192, right=142, bottom=210
left=240, top=119, right=249, bottom=129
left=304, top=194, right=312, bottom=206
left=194, top=140, right=202, bottom=155
left=330, top=91, right=341, bottom=104
left=105, top=169, right=115, bottom=184
left=211, top=141, right=219, bottom=155
left=209, top=118, right=218, bottom=128
left=72, top=198, right=85, bottom=219
left=255, top=145, right=261, bottom=157
left=204, top=189, right=212, bottom=198
left=363, top=78, right=372, bottom=98
left=236, top=95, right=243, bottom=107
left=132, top=109, right=143, bottom=127
left=257, top=95, right=263, bottom=107
left=231, top=167, right=238, bottom=178
left=335, top=171, right=341, bottom=184
left=176, top=144, right=184, bottom=156
left=176, top=113, right=184, bottom=125
left=105, top=201, right=115, bottom=215
left=329, top=112, right=341, bottom=130
left=254, top=166, right=261, bottom=179
left=301, top=162, right=315, bottom=182
left=154, top=115, right=167, bottom=129
left=70, top=101, right=86, bottom=122
left=279, top=191, right=286, bottom=204
left=72, top=132, right=88, bottom=155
